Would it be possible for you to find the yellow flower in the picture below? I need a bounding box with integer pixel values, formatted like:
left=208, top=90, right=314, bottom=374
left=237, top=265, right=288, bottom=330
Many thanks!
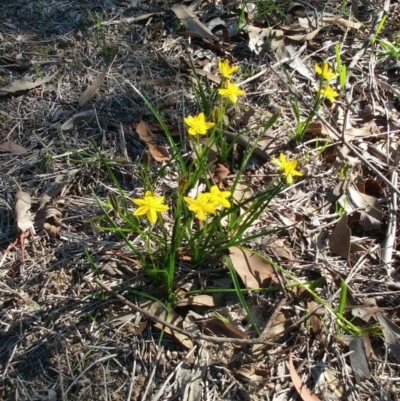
left=319, top=85, right=339, bottom=103
left=272, top=153, right=303, bottom=185
left=218, top=81, right=245, bottom=104
left=184, top=193, right=218, bottom=221
left=132, top=191, right=169, bottom=224
left=208, top=185, right=231, bottom=208
left=184, top=112, right=215, bottom=136
left=218, top=59, right=239, bottom=79
left=315, top=61, right=337, bottom=81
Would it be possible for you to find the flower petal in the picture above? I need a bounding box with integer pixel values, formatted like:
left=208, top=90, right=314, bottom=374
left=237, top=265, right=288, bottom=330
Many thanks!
left=291, top=170, right=303, bottom=177
left=132, top=198, right=146, bottom=206
left=148, top=208, right=157, bottom=224
left=153, top=203, right=169, bottom=212
left=219, top=198, right=231, bottom=208
left=196, top=208, right=205, bottom=221
left=134, top=205, right=149, bottom=216
left=184, top=196, right=196, bottom=206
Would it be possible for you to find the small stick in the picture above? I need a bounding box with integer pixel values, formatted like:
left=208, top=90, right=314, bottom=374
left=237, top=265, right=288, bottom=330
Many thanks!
left=381, top=170, right=397, bottom=276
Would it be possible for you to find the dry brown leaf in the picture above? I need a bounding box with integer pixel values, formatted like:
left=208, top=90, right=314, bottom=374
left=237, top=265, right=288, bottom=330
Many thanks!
left=344, top=122, right=380, bottom=141
left=130, top=122, right=177, bottom=134
left=290, top=16, right=362, bottom=32
left=35, top=205, right=62, bottom=225
left=135, top=119, right=154, bottom=143
left=15, top=191, right=34, bottom=232
left=376, top=312, right=400, bottom=363
left=346, top=188, right=382, bottom=230
left=329, top=213, right=350, bottom=259
left=289, top=352, right=322, bottom=401
left=61, top=111, right=95, bottom=133
left=175, top=295, right=217, bottom=308
left=322, top=16, right=362, bottom=29
left=135, top=119, right=170, bottom=162
left=286, top=27, right=322, bottom=41
left=0, top=74, right=55, bottom=96
left=0, top=139, right=28, bottom=154
left=148, top=143, right=170, bottom=162
left=298, top=17, right=316, bottom=30
left=360, top=178, right=384, bottom=197
left=196, top=318, right=248, bottom=339
left=334, top=104, right=380, bottom=141
left=246, top=17, right=360, bottom=53
left=213, top=161, right=230, bottom=184
left=310, top=315, right=323, bottom=345
left=35, top=205, right=62, bottom=237
left=131, top=12, right=157, bottom=23
left=263, top=313, right=287, bottom=339
left=267, top=239, right=293, bottom=261
left=171, top=4, right=215, bottom=40
left=79, top=50, right=117, bottom=106
left=192, top=68, right=221, bottom=84
left=228, top=247, right=278, bottom=288
left=272, top=38, right=314, bottom=80
left=307, top=301, right=325, bottom=348
left=308, top=118, right=379, bottom=143
left=306, top=121, right=336, bottom=138
left=140, top=300, right=193, bottom=348
left=231, top=182, right=253, bottom=204
left=246, top=26, right=278, bottom=52
left=351, top=299, right=388, bottom=322
left=362, top=334, right=375, bottom=360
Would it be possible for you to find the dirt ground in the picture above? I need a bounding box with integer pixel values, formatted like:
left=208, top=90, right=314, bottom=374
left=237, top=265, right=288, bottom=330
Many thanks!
left=1, top=0, right=400, bottom=400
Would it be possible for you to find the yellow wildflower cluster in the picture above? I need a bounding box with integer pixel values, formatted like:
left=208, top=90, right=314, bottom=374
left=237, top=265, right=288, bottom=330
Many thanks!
left=132, top=186, right=231, bottom=224
left=217, top=59, right=245, bottom=104
left=315, top=61, right=339, bottom=103
left=184, top=185, right=231, bottom=221
left=184, top=60, right=245, bottom=136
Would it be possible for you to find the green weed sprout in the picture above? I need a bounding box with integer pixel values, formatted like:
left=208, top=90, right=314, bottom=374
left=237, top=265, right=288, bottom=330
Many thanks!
left=370, top=15, right=400, bottom=58
left=375, top=38, right=400, bottom=59
left=335, top=43, right=347, bottom=89
left=87, top=9, right=110, bottom=56
left=372, top=14, right=387, bottom=44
